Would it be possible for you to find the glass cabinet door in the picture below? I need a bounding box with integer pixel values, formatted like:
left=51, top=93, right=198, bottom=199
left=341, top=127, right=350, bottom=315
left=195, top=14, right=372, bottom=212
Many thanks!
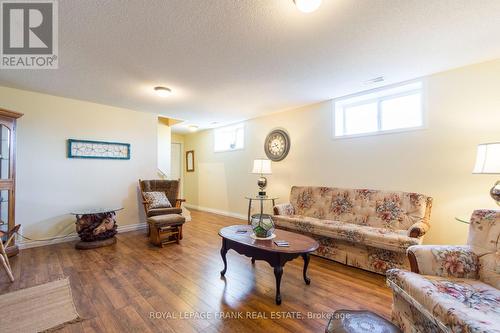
left=0, top=124, right=10, bottom=180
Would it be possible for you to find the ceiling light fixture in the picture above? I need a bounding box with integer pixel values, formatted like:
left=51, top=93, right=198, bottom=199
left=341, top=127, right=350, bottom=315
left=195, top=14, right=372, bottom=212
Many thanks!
left=187, top=125, right=199, bottom=132
left=294, top=0, right=322, bottom=13
left=154, top=86, right=172, bottom=97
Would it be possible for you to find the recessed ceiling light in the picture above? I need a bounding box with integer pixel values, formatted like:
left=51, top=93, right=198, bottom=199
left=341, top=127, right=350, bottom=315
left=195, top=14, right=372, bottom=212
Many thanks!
left=294, top=0, right=322, bottom=13
left=187, top=125, right=199, bottom=132
left=154, top=86, right=172, bottom=97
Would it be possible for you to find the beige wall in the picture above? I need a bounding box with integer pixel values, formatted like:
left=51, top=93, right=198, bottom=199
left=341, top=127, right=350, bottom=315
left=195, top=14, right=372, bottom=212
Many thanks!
left=157, top=120, right=172, bottom=177
left=183, top=59, right=500, bottom=245
left=0, top=86, right=158, bottom=245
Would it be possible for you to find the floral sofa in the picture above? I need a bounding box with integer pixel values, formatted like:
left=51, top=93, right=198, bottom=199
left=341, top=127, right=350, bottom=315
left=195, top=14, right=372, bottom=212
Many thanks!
left=386, top=209, right=500, bottom=333
left=273, top=186, right=433, bottom=274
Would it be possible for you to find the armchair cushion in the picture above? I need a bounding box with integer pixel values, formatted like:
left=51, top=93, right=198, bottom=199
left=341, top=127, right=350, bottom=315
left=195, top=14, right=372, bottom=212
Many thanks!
left=387, top=268, right=500, bottom=333
left=143, top=191, right=172, bottom=209
left=147, top=207, right=182, bottom=217
left=273, top=202, right=294, bottom=216
left=408, top=245, right=479, bottom=279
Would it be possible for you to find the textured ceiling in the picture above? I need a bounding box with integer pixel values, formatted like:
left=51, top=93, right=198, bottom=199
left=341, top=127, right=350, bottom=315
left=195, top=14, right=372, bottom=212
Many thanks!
left=1, top=0, right=500, bottom=132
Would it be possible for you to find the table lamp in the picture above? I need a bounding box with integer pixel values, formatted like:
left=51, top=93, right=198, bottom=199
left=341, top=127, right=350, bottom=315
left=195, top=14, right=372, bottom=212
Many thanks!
left=473, top=142, right=500, bottom=206
left=252, top=159, right=272, bottom=197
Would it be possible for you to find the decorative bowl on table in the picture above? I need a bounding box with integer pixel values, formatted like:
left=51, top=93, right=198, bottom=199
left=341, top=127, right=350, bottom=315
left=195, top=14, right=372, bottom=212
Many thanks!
left=250, top=214, right=275, bottom=238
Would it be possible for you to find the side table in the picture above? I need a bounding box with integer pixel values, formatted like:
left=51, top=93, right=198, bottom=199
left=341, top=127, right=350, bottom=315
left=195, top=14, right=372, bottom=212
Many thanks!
left=70, top=207, right=123, bottom=249
left=245, top=195, right=278, bottom=224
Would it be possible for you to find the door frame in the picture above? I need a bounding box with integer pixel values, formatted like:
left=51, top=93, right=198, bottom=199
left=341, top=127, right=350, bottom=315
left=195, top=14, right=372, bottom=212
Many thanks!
left=171, top=142, right=183, bottom=197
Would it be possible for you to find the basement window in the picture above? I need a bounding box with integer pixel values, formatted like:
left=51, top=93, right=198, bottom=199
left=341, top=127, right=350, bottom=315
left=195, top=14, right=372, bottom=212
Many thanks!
left=333, top=80, right=425, bottom=138
left=214, top=123, right=245, bottom=152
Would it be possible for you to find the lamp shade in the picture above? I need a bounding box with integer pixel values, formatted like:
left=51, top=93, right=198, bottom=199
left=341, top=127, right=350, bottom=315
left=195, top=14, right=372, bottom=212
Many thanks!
left=252, top=159, right=272, bottom=175
left=473, top=143, right=500, bottom=174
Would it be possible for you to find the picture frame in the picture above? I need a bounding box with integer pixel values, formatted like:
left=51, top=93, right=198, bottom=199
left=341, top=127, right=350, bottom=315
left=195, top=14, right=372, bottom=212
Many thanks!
left=186, top=150, right=195, bottom=172
left=67, top=139, right=131, bottom=160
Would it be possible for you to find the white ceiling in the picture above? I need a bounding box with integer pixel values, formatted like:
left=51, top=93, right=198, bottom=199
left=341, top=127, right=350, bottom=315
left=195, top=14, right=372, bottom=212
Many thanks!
left=1, top=0, right=500, bottom=133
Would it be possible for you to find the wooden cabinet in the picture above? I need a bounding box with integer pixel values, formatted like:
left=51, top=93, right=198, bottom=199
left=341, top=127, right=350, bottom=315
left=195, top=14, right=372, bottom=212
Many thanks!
left=0, top=108, right=23, bottom=256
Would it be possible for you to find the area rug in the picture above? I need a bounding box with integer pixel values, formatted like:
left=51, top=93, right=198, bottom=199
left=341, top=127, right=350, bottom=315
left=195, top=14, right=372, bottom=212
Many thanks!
left=0, top=278, right=81, bottom=332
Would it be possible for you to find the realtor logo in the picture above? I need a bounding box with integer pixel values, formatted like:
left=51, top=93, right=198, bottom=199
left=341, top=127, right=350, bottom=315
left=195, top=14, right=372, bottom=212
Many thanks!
left=1, top=0, right=58, bottom=68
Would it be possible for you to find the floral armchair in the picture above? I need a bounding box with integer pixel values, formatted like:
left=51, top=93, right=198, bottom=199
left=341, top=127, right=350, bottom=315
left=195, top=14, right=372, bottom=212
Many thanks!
left=386, top=209, right=500, bottom=333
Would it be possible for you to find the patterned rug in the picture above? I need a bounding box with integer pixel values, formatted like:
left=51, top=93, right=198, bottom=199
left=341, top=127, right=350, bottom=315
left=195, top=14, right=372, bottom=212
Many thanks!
left=0, top=278, right=81, bottom=332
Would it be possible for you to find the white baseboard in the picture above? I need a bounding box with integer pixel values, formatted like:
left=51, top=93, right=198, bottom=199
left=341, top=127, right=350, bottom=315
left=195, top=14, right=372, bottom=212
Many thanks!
left=184, top=203, right=247, bottom=221
left=18, top=234, right=81, bottom=250
left=17, top=222, right=148, bottom=250
left=17, top=206, right=243, bottom=250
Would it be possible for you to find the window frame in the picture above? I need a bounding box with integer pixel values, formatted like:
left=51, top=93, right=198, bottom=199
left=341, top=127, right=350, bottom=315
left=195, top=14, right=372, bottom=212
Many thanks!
left=332, top=79, right=427, bottom=139
left=213, top=123, right=245, bottom=153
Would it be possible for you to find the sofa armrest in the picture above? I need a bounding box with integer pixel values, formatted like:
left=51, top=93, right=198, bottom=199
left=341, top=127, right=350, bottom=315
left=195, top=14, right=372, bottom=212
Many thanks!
left=407, top=221, right=430, bottom=238
left=273, top=203, right=294, bottom=216
left=407, top=245, right=479, bottom=279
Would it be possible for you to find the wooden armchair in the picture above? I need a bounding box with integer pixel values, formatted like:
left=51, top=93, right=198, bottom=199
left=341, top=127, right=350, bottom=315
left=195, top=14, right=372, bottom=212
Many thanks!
left=139, top=179, right=186, bottom=245
left=0, top=224, right=20, bottom=282
left=139, top=179, right=186, bottom=217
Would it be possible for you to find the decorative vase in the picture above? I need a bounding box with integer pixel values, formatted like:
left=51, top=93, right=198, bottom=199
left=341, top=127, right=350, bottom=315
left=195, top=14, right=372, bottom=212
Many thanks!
left=250, top=214, right=275, bottom=238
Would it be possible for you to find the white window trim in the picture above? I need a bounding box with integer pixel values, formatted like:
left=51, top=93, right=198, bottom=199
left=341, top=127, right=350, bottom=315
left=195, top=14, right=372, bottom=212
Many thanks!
left=213, top=123, right=245, bottom=153
left=332, top=79, right=428, bottom=140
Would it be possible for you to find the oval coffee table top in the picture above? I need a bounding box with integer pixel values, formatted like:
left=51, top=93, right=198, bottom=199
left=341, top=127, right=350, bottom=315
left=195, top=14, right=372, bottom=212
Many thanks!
left=219, top=225, right=319, bottom=254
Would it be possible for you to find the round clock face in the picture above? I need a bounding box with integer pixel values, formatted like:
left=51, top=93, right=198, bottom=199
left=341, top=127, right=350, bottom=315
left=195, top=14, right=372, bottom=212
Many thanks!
left=265, top=129, right=290, bottom=161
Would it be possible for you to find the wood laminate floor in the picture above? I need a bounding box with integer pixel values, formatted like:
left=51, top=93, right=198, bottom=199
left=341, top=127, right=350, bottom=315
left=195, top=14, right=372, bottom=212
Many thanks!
left=0, top=210, right=392, bottom=333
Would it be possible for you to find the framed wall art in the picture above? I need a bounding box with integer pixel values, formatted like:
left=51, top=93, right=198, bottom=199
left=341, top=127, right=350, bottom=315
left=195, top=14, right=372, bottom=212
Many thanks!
left=67, top=139, right=131, bottom=160
left=186, top=150, right=195, bottom=172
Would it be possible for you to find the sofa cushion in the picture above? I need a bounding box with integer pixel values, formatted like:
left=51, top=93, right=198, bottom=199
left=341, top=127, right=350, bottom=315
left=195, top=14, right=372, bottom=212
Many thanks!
left=274, top=215, right=421, bottom=252
left=387, top=269, right=500, bottom=333
left=289, top=186, right=431, bottom=230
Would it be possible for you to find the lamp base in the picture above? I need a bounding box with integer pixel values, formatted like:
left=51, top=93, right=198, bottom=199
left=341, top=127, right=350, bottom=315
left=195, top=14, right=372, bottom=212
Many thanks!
left=257, top=176, right=267, bottom=198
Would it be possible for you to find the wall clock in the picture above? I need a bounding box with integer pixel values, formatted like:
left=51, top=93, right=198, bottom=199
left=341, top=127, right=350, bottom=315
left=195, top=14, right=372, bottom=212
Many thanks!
left=264, top=129, right=290, bottom=161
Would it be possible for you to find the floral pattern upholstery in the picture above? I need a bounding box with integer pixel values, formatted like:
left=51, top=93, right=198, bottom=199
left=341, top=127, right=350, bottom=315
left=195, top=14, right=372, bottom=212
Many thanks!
left=387, top=269, right=500, bottom=333
left=273, top=202, right=295, bottom=216
left=408, top=245, right=479, bottom=279
left=274, top=215, right=421, bottom=252
left=289, top=186, right=432, bottom=230
left=408, top=222, right=431, bottom=238
left=387, top=209, right=500, bottom=333
left=274, top=186, right=432, bottom=274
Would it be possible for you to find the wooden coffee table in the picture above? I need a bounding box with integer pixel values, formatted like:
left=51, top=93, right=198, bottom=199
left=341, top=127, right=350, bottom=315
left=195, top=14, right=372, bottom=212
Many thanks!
left=218, top=225, right=319, bottom=305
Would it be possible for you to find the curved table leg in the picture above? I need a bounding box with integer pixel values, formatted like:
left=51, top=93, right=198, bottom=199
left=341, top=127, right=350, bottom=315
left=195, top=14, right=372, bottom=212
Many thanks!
left=274, top=266, right=283, bottom=305
left=302, top=253, right=311, bottom=285
left=220, top=239, right=228, bottom=276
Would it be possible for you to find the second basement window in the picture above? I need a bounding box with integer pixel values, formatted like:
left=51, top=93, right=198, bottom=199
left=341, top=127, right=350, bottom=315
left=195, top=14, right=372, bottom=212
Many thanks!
left=333, top=80, right=424, bottom=138
left=214, top=123, right=245, bottom=152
